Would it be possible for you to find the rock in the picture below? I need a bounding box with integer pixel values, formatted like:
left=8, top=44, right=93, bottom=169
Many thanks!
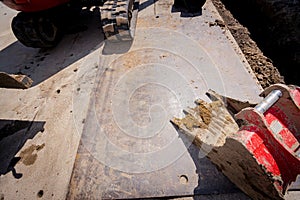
left=0, top=72, right=33, bottom=89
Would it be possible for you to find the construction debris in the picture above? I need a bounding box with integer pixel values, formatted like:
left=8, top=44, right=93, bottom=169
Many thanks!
left=0, top=72, right=33, bottom=89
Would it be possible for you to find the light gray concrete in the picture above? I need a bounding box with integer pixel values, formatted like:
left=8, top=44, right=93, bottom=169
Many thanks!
left=70, top=0, right=266, bottom=199
left=0, top=4, right=102, bottom=200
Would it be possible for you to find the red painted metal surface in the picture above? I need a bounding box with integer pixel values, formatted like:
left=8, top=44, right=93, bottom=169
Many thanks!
left=235, top=84, right=300, bottom=194
left=2, top=0, right=70, bottom=12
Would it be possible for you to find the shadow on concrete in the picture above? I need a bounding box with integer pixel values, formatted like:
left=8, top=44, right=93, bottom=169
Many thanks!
left=172, top=123, right=242, bottom=198
left=171, top=0, right=206, bottom=17
left=171, top=6, right=202, bottom=17
left=0, top=119, right=45, bottom=179
left=0, top=7, right=108, bottom=87
left=139, top=0, right=158, bottom=12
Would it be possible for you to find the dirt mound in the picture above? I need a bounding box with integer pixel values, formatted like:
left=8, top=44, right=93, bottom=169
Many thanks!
left=212, top=0, right=285, bottom=88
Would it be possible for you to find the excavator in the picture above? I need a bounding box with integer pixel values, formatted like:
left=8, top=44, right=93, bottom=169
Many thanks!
left=0, top=0, right=206, bottom=48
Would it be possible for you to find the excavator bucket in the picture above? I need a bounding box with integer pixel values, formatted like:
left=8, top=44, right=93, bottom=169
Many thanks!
left=172, top=84, right=300, bottom=200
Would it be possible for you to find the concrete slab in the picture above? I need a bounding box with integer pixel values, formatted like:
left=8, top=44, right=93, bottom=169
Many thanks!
left=0, top=4, right=104, bottom=200
left=68, top=0, right=264, bottom=199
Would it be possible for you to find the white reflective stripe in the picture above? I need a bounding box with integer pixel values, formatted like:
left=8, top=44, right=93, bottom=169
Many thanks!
left=295, top=148, right=300, bottom=158
left=270, top=120, right=283, bottom=135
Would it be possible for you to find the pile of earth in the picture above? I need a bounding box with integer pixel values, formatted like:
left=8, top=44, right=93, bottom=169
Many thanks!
left=212, top=0, right=300, bottom=88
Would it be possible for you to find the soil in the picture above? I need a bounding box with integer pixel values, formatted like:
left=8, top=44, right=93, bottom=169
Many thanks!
left=211, top=0, right=287, bottom=88
left=195, top=100, right=213, bottom=126
left=172, top=100, right=224, bottom=131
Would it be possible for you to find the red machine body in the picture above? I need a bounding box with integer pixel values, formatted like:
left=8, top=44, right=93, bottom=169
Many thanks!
left=1, top=0, right=70, bottom=12
left=235, top=84, right=300, bottom=194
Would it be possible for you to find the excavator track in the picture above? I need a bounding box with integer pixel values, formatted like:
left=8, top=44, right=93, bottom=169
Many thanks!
left=101, top=0, right=139, bottom=41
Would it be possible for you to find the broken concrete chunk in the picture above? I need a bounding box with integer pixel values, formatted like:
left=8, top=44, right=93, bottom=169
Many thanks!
left=0, top=72, right=33, bottom=89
